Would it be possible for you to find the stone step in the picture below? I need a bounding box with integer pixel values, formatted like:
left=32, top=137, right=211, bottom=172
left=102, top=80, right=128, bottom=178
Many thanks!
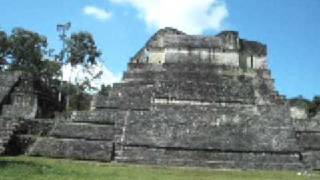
left=205, top=161, right=304, bottom=170
left=1, top=104, right=36, bottom=119
left=14, top=119, right=54, bottom=136
left=116, top=156, right=304, bottom=170
left=49, top=122, right=114, bottom=141
left=1, top=138, right=10, bottom=142
left=28, top=137, right=114, bottom=162
left=70, top=110, right=125, bottom=124
left=118, top=146, right=303, bottom=165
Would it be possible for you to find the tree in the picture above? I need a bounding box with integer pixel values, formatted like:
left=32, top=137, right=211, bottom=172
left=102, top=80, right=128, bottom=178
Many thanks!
left=6, top=28, right=61, bottom=87
left=99, top=84, right=112, bottom=96
left=9, top=28, right=47, bottom=75
left=61, top=31, right=103, bottom=111
left=0, top=30, right=9, bottom=70
left=67, top=31, right=101, bottom=66
left=8, top=28, right=47, bottom=74
left=66, top=31, right=103, bottom=91
left=38, top=60, right=61, bottom=86
left=2, top=27, right=62, bottom=91
left=289, top=95, right=311, bottom=109
left=289, top=95, right=320, bottom=118
left=310, top=96, right=320, bottom=117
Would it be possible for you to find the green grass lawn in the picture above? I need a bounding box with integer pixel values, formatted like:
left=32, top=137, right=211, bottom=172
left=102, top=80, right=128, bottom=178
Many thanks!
left=0, top=156, right=319, bottom=180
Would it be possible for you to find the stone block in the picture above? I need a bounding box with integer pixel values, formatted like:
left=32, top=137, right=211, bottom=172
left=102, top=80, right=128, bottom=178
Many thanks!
left=117, top=146, right=303, bottom=170
left=297, top=132, right=320, bottom=150
left=29, top=138, right=113, bottom=162
left=72, top=110, right=124, bottom=124
left=50, top=123, right=114, bottom=140
left=301, top=151, right=320, bottom=169
left=117, top=105, right=298, bottom=152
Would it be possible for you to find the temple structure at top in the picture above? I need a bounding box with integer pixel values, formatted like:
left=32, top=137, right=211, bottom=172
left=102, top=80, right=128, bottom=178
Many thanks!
left=131, top=27, right=267, bottom=70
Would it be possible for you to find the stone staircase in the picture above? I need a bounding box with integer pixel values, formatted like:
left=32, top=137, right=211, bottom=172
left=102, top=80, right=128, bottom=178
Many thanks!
left=0, top=118, right=20, bottom=154
left=28, top=109, right=122, bottom=162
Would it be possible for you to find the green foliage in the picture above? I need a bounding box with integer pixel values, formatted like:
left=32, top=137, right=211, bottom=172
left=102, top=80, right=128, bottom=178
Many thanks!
left=38, top=60, right=61, bottom=85
left=79, top=69, right=103, bottom=92
left=0, top=27, right=60, bottom=80
left=8, top=28, right=48, bottom=74
left=61, top=82, right=92, bottom=111
left=289, top=95, right=320, bottom=117
left=68, top=92, right=92, bottom=111
left=0, top=30, right=9, bottom=69
left=0, top=156, right=319, bottom=180
left=67, top=31, right=101, bottom=66
left=309, top=96, right=320, bottom=117
left=58, top=30, right=103, bottom=111
left=99, top=84, right=112, bottom=96
left=289, top=95, right=311, bottom=110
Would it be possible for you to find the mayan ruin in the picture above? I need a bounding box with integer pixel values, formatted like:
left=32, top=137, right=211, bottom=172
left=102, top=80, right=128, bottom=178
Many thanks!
left=0, top=27, right=319, bottom=172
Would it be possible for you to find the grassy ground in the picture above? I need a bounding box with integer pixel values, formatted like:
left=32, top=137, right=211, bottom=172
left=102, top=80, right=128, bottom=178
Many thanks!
left=0, top=156, right=319, bottom=180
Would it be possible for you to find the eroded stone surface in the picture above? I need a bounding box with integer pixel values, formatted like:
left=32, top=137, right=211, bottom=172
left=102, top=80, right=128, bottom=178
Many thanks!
left=29, top=138, right=113, bottom=161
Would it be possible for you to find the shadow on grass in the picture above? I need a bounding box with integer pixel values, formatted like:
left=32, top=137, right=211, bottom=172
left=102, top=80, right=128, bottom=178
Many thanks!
left=0, top=159, right=51, bottom=169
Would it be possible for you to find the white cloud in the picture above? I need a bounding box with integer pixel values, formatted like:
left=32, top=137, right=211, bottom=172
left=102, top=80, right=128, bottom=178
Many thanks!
left=109, top=0, right=228, bottom=34
left=83, top=6, right=112, bottom=21
left=62, top=62, right=121, bottom=92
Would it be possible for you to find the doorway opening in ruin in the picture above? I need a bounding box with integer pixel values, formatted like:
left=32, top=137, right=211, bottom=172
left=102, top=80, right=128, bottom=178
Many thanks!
left=250, top=55, right=254, bottom=68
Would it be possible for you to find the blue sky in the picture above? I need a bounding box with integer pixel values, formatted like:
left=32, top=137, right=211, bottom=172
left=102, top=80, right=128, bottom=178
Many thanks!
left=0, top=0, right=319, bottom=99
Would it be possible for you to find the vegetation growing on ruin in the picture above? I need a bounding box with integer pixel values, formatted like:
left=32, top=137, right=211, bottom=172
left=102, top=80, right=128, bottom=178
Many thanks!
left=0, top=156, right=319, bottom=180
left=289, top=96, right=320, bottom=117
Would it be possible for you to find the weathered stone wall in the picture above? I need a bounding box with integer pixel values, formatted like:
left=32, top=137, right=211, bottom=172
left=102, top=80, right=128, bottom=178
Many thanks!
left=0, top=72, right=62, bottom=119
left=0, top=76, right=38, bottom=119
left=111, top=104, right=305, bottom=170
left=1, top=92, right=38, bottom=119
left=131, top=27, right=267, bottom=69
left=108, top=63, right=283, bottom=108
left=115, top=105, right=295, bottom=151
left=0, top=71, right=38, bottom=119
